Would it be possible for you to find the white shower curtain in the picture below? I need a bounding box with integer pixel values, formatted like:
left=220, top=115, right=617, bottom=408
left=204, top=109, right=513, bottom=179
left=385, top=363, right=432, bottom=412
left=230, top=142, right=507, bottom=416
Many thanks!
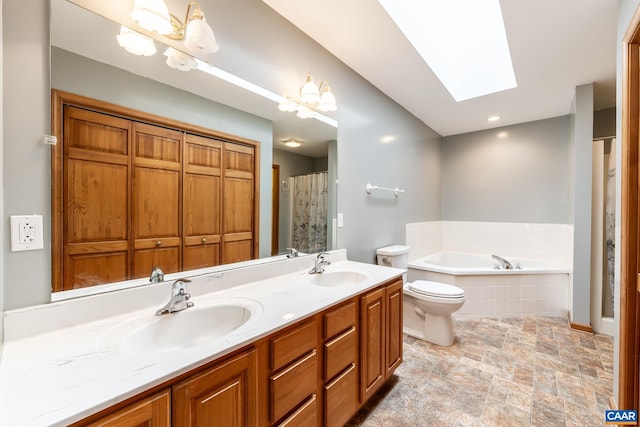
left=605, top=138, right=616, bottom=316
left=290, top=172, right=328, bottom=253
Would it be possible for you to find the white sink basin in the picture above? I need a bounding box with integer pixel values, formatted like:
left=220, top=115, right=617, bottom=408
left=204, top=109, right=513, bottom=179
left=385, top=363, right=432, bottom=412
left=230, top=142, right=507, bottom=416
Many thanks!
left=97, top=297, right=262, bottom=356
left=309, top=270, right=368, bottom=287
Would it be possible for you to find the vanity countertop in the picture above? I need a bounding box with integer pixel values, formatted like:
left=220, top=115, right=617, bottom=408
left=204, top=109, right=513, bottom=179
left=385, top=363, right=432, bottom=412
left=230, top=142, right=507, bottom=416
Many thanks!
left=0, top=251, right=403, bottom=426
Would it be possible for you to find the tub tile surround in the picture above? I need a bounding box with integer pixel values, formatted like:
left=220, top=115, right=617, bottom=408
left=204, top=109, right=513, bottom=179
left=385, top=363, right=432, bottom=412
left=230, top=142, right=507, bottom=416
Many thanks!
left=0, top=249, right=405, bottom=426
left=406, top=221, right=574, bottom=265
left=405, top=221, right=573, bottom=319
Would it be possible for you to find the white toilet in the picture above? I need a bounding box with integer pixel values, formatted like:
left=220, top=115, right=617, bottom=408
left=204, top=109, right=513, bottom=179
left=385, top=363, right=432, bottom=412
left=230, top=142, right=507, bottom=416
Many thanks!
left=377, top=245, right=465, bottom=346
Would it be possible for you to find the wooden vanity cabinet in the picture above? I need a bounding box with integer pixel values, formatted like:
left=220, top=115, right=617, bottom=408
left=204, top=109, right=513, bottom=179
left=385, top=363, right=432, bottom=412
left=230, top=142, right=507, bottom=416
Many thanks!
left=77, top=390, right=171, bottom=427
left=323, top=301, right=358, bottom=427
left=360, top=278, right=403, bottom=403
left=269, top=319, right=319, bottom=425
left=173, top=348, right=258, bottom=427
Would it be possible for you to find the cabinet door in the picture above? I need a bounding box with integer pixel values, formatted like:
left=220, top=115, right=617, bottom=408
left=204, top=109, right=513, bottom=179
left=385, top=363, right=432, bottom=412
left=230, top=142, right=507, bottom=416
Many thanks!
left=324, top=364, right=358, bottom=427
left=62, top=106, right=131, bottom=290
left=183, top=134, right=222, bottom=270
left=84, top=389, right=170, bottom=427
left=132, top=123, right=182, bottom=278
left=385, top=279, right=403, bottom=376
left=222, top=142, right=256, bottom=264
left=360, top=287, right=385, bottom=403
left=173, top=349, right=258, bottom=427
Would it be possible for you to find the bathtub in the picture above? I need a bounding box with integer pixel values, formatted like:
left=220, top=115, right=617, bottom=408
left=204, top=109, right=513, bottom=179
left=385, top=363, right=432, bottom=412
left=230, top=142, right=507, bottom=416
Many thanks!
left=407, top=251, right=570, bottom=318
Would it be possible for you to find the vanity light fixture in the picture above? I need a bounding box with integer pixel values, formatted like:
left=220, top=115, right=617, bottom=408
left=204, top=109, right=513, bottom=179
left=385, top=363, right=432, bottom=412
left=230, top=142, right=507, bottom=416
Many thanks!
left=278, top=72, right=337, bottom=119
left=118, top=0, right=219, bottom=67
left=131, top=0, right=219, bottom=55
left=282, top=138, right=303, bottom=148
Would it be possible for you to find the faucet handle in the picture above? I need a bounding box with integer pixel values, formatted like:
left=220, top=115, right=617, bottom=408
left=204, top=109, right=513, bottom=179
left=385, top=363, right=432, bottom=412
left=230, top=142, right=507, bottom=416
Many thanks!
left=171, top=278, right=192, bottom=292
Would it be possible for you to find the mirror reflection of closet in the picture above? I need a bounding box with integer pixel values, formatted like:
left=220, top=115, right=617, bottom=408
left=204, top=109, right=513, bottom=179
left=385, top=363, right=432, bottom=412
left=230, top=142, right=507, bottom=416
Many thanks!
left=50, top=0, right=338, bottom=294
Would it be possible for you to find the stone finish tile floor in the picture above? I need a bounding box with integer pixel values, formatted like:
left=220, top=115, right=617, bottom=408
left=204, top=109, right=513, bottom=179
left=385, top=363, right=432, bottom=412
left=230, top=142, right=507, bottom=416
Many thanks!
left=346, top=317, right=614, bottom=427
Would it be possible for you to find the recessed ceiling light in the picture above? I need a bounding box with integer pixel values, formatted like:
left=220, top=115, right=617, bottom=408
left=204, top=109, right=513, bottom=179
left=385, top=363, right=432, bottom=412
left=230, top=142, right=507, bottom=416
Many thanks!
left=378, top=0, right=517, bottom=102
left=488, top=115, right=501, bottom=122
left=282, top=138, right=302, bottom=148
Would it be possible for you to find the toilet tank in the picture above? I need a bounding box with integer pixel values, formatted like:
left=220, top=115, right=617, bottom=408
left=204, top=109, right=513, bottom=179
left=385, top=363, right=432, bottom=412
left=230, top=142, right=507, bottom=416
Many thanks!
left=376, top=245, right=410, bottom=269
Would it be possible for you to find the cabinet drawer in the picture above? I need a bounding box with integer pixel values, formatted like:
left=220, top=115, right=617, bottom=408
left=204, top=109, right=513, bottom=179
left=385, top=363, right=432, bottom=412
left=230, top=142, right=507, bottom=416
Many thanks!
left=276, top=394, right=317, bottom=427
left=324, top=363, right=358, bottom=427
left=324, top=301, right=356, bottom=339
left=271, top=320, right=317, bottom=371
left=325, top=326, right=357, bottom=381
left=271, top=350, right=317, bottom=423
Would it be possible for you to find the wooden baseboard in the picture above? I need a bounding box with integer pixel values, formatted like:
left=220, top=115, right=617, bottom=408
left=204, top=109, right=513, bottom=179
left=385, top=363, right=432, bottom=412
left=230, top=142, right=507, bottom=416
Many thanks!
left=567, top=312, right=594, bottom=333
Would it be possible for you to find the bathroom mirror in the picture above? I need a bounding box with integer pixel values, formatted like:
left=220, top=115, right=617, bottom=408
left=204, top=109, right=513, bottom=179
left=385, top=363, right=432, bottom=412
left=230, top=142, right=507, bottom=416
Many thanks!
left=49, top=0, right=338, bottom=297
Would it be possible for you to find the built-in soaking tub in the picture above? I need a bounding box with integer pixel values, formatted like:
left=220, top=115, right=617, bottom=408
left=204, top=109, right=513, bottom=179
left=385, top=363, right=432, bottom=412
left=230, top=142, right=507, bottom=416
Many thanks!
left=407, top=251, right=571, bottom=319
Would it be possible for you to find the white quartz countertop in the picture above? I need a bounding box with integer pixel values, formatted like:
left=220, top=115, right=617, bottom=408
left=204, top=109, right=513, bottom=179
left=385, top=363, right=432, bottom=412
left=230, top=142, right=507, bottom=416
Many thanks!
left=0, top=251, right=403, bottom=426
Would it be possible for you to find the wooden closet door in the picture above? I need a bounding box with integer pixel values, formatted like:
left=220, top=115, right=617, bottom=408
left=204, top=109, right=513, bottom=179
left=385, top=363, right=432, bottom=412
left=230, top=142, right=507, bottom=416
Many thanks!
left=132, top=122, right=182, bottom=278
left=183, top=134, right=222, bottom=270
left=222, top=142, right=256, bottom=264
left=62, top=106, right=131, bottom=290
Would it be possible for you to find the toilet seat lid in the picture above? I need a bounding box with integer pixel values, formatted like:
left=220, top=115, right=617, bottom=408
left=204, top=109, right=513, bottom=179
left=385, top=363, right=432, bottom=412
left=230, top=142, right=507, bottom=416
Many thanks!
left=408, top=280, right=464, bottom=298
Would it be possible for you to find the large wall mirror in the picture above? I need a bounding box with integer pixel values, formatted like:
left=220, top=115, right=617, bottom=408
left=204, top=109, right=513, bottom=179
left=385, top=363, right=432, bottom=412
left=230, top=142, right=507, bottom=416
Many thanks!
left=50, top=0, right=338, bottom=296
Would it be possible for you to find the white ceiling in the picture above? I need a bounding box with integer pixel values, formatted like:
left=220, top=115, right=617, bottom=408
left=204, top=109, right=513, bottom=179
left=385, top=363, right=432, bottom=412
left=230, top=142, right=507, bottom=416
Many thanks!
left=262, top=0, right=618, bottom=137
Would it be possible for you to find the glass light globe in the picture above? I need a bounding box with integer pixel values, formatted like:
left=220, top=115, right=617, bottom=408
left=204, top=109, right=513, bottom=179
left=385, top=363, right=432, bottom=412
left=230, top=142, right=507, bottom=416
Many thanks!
left=116, top=26, right=157, bottom=57
left=130, top=0, right=173, bottom=34
left=299, top=73, right=320, bottom=105
left=164, top=48, right=197, bottom=71
left=185, top=19, right=220, bottom=55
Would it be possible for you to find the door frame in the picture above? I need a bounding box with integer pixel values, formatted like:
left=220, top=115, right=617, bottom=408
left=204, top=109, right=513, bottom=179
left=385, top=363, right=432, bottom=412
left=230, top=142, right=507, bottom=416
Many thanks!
left=620, top=4, right=640, bottom=410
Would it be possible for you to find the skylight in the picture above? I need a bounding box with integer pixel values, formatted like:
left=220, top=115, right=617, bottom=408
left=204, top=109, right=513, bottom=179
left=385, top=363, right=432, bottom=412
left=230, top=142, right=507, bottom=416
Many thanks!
left=378, top=0, right=517, bottom=102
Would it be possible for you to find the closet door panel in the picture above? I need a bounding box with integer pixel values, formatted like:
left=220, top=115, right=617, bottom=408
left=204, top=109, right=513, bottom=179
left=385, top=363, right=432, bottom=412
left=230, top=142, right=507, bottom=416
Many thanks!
left=134, top=168, right=180, bottom=239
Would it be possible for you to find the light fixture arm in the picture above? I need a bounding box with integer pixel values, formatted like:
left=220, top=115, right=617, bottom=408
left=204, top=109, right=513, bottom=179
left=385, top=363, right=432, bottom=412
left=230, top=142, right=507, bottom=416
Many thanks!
left=165, top=1, right=206, bottom=40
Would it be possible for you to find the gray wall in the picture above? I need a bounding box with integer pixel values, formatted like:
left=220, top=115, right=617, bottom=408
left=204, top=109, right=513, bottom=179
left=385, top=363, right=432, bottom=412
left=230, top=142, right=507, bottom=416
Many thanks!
left=571, top=83, right=594, bottom=326
left=272, top=148, right=327, bottom=254
left=442, top=116, right=572, bottom=224
left=336, top=78, right=442, bottom=264
left=2, top=0, right=51, bottom=310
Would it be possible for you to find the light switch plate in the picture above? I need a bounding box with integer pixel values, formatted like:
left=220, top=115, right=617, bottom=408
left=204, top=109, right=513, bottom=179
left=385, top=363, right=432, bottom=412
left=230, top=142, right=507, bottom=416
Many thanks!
left=10, top=215, right=44, bottom=251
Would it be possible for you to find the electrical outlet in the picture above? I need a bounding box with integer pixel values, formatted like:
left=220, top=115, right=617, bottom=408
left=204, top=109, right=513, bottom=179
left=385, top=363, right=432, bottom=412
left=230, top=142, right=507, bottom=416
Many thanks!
left=10, top=215, right=44, bottom=251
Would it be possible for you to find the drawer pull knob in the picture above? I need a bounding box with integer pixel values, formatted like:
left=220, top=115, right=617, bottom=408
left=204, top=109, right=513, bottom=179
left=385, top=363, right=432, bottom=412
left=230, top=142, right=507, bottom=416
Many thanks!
left=156, top=240, right=162, bottom=247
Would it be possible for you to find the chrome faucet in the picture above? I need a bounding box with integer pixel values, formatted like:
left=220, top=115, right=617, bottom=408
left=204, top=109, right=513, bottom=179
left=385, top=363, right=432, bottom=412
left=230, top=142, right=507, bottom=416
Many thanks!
left=491, top=254, right=514, bottom=270
left=309, top=252, right=331, bottom=274
left=156, top=278, right=194, bottom=315
left=149, top=266, right=165, bottom=284
left=286, top=247, right=299, bottom=258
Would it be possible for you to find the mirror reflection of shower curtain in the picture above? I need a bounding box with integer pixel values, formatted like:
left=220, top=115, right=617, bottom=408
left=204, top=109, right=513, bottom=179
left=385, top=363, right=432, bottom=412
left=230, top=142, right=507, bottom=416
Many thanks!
left=605, top=138, right=616, bottom=316
left=289, top=172, right=328, bottom=253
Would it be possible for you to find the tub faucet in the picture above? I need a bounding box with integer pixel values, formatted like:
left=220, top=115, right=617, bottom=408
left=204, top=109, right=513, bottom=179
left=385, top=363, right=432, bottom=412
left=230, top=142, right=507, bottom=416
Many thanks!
left=309, top=252, right=331, bottom=274
left=156, top=278, right=194, bottom=315
left=149, top=266, right=164, bottom=283
left=491, top=254, right=514, bottom=270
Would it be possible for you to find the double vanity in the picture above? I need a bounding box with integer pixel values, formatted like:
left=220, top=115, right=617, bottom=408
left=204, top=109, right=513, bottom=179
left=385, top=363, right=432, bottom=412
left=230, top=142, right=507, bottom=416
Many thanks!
left=0, top=249, right=404, bottom=426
